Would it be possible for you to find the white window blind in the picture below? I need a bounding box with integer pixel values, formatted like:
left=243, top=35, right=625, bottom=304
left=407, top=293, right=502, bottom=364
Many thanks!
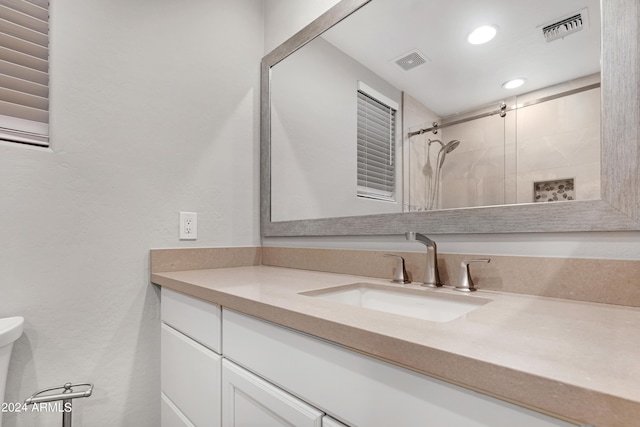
left=0, top=0, right=49, bottom=146
left=357, top=88, right=396, bottom=201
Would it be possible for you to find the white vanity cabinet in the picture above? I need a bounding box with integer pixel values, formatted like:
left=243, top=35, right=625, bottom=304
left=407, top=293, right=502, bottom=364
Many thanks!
left=160, top=286, right=574, bottom=427
left=223, top=309, right=574, bottom=427
left=161, top=288, right=222, bottom=427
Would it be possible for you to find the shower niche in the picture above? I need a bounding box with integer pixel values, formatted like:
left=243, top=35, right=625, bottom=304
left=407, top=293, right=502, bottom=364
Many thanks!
left=404, top=75, right=600, bottom=212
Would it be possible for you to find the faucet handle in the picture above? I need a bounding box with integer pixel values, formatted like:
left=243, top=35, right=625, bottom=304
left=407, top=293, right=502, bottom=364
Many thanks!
left=455, top=259, right=490, bottom=292
left=383, top=254, right=411, bottom=284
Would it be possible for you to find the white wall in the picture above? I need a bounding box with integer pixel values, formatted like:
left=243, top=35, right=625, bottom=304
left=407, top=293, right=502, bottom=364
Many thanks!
left=262, top=0, right=640, bottom=260
left=1, top=0, right=262, bottom=425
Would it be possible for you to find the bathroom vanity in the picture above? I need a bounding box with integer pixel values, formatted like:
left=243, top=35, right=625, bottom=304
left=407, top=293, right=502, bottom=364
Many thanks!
left=153, top=265, right=640, bottom=427
left=154, top=0, right=640, bottom=424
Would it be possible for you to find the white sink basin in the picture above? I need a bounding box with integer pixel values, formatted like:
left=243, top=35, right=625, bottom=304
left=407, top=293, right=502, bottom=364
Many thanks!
left=301, top=283, right=491, bottom=322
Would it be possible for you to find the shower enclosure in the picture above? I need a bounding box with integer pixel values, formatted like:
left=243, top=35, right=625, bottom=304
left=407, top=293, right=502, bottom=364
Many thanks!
left=404, top=76, right=601, bottom=212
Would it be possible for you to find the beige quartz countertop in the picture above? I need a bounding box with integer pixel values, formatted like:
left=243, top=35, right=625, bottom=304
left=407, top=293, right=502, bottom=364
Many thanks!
left=151, top=265, right=640, bottom=427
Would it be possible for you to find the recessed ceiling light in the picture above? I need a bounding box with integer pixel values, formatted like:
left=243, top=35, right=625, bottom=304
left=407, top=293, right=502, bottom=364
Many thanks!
left=502, top=78, right=527, bottom=89
left=467, top=25, right=498, bottom=45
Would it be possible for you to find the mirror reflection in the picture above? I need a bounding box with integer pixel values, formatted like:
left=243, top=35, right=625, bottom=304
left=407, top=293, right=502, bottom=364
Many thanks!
left=270, top=0, right=600, bottom=222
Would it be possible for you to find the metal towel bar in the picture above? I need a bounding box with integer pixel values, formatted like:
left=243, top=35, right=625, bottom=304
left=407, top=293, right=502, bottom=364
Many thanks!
left=25, top=382, right=93, bottom=427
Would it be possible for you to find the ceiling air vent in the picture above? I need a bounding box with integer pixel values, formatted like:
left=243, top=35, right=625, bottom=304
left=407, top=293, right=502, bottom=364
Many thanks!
left=541, top=9, right=588, bottom=42
left=393, top=50, right=429, bottom=71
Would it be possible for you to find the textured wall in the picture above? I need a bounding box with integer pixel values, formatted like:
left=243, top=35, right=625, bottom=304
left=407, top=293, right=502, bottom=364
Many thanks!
left=0, top=0, right=262, bottom=425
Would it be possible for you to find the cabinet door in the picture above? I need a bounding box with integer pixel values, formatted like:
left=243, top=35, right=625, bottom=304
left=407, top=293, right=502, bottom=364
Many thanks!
left=161, top=323, right=221, bottom=427
left=322, top=416, right=348, bottom=427
left=222, top=359, right=323, bottom=427
left=161, top=393, right=195, bottom=427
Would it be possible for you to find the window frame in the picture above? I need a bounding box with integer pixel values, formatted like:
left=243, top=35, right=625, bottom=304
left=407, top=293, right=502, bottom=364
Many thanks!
left=356, top=81, right=399, bottom=202
left=0, top=0, right=50, bottom=147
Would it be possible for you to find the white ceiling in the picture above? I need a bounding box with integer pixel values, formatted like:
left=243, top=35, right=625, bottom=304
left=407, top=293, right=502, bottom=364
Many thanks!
left=321, top=0, right=601, bottom=117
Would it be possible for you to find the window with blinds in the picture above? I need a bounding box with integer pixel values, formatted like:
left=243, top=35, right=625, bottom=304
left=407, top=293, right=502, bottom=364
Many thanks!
left=357, top=85, right=397, bottom=201
left=0, top=0, right=49, bottom=147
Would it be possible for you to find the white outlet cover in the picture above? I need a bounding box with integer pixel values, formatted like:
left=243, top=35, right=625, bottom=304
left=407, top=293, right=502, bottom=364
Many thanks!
left=179, top=212, right=197, bottom=240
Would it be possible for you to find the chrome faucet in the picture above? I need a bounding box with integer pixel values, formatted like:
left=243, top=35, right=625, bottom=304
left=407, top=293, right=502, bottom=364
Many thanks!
left=455, top=259, right=490, bottom=292
left=383, top=254, right=411, bottom=284
left=405, top=232, right=443, bottom=287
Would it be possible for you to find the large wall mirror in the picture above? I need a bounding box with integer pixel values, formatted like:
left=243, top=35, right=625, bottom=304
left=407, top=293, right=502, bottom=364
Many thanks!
left=261, top=0, right=640, bottom=236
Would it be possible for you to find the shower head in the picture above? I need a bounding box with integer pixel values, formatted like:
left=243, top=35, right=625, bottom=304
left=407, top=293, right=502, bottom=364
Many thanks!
left=443, top=139, right=460, bottom=153
left=437, top=139, right=461, bottom=168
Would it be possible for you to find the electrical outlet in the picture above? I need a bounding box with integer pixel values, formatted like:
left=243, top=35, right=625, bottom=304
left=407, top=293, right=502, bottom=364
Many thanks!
left=179, top=212, right=197, bottom=240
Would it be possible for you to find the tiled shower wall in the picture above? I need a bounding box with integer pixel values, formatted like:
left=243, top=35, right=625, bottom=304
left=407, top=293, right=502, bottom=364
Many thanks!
left=513, top=87, right=600, bottom=204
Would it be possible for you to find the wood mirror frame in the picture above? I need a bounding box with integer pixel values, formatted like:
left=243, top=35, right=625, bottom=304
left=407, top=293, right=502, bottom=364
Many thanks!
left=261, top=0, right=639, bottom=236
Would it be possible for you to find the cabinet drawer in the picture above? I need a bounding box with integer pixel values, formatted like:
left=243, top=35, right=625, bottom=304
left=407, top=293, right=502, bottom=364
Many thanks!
left=161, top=287, right=221, bottom=352
left=161, top=323, right=221, bottom=427
left=223, top=309, right=573, bottom=427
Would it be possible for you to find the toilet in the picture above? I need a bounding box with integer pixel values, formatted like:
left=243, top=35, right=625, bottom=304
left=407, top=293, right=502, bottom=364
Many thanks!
left=0, top=317, right=24, bottom=427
